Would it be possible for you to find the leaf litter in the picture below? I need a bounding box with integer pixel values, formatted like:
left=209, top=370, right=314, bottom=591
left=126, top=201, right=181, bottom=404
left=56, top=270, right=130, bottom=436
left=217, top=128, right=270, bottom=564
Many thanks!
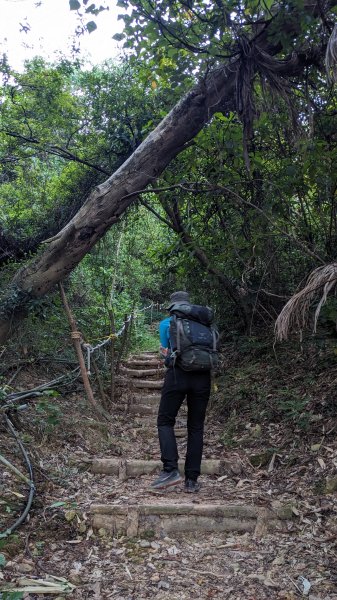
left=0, top=363, right=337, bottom=599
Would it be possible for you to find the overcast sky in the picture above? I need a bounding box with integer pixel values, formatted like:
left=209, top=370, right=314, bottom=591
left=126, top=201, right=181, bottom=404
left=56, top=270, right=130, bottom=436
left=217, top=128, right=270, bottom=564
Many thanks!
left=0, top=0, right=123, bottom=70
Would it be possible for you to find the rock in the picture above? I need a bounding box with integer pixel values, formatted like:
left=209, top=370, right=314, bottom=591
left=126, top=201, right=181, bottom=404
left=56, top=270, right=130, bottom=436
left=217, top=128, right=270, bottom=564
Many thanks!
left=16, top=561, right=34, bottom=573
left=272, top=553, right=286, bottom=566
left=231, top=462, right=243, bottom=475
left=249, top=450, right=274, bottom=467
left=325, top=476, right=337, bottom=493
left=150, top=541, right=160, bottom=550
left=139, top=540, right=151, bottom=548
left=167, top=545, right=180, bottom=555
left=271, top=500, right=294, bottom=519
left=69, top=569, right=82, bottom=584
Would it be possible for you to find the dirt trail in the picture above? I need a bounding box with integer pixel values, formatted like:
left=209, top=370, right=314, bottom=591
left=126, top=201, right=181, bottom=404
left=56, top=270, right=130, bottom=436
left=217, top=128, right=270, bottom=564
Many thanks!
left=1, top=353, right=336, bottom=599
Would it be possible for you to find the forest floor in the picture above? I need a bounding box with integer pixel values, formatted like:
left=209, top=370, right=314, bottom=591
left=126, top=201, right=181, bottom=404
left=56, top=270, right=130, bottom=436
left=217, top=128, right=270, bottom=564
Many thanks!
left=1, top=337, right=337, bottom=599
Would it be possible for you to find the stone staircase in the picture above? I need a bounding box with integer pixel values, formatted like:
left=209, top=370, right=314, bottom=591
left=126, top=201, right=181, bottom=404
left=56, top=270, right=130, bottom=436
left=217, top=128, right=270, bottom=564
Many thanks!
left=90, top=351, right=293, bottom=538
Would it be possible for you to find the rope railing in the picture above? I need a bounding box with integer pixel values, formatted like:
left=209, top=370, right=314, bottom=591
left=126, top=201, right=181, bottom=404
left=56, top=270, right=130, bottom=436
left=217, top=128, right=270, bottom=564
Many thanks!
left=81, top=302, right=162, bottom=374
left=81, top=314, right=133, bottom=375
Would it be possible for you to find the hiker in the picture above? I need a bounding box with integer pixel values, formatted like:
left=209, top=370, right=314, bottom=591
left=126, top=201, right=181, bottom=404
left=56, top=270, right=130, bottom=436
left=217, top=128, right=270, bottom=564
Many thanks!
left=151, top=291, right=219, bottom=493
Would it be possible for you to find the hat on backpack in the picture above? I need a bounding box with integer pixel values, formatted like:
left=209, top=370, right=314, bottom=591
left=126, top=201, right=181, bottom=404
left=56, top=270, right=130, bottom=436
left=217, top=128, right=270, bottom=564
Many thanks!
left=166, top=291, right=191, bottom=310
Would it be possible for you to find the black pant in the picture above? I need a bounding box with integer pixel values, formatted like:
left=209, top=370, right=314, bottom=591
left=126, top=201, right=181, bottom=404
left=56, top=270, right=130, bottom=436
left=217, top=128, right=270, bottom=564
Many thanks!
left=157, top=366, right=211, bottom=481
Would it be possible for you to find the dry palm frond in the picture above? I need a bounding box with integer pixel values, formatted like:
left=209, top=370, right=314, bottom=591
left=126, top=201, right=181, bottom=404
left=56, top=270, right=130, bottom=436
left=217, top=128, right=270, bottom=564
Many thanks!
left=326, top=23, right=337, bottom=83
left=275, top=263, right=337, bottom=341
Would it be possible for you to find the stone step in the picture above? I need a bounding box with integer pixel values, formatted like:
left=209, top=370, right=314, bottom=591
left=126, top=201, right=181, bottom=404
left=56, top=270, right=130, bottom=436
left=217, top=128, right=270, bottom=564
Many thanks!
left=120, top=366, right=164, bottom=378
left=133, top=352, right=159, bottom=359
left=131, top=394, right=160, bottom=406
left=126, top=360, right=162, bottom=369
left=91, top=502, right=293, bottom=537
left=91, top=458, right=242, bottom=477
left=118, top=378, right=164, bottom=390
left=127, top=423, right=187, bottom=437
left=128, top=403, right=186, bottom=416
left=129, top=404, right=159, bottom=416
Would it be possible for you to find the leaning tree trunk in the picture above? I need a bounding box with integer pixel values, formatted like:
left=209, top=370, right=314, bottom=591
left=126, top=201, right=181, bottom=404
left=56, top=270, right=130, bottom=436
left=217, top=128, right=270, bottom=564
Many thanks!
left=0, top=65, right=239, bottom=343
left=0, top=1, right=331, bottom=344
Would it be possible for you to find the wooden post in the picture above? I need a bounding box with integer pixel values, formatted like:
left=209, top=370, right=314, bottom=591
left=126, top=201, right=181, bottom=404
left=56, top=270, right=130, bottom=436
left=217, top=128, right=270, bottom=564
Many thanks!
left=59, top=283, right=110, bottom=420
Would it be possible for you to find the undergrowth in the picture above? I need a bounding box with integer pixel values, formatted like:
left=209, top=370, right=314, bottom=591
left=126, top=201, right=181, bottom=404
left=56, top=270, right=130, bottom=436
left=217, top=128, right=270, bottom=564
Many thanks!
left=213, top=334, right=337, bottom=446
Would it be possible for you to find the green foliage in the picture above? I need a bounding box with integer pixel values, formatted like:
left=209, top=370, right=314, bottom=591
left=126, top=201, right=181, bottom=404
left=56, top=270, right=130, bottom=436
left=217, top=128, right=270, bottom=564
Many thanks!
left=0, top=534, right=20, bottom=552
left=36, top=394, right=62, bottom=429
left=275, top=390, right=310, bottom=428
left=0, top=57, right=162, bottom=245
left=219, top=411, right=240, bottom=448
left=69, top=0, right=81, bottom=9
left=86, top=20, right=97, bottom=33
left=133, top=327, right=158, bottom=352
left=69, top=205, right=165, bottom=341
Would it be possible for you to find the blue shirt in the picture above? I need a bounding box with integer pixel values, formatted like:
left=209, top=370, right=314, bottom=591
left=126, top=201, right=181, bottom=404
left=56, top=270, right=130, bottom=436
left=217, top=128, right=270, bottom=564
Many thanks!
left=159, top=317, right=171, bottom=351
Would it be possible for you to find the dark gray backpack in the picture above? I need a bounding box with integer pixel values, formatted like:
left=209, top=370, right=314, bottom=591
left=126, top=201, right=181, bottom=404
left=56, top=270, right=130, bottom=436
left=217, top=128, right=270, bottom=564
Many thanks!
left=168, top=302, right=220, bottom=371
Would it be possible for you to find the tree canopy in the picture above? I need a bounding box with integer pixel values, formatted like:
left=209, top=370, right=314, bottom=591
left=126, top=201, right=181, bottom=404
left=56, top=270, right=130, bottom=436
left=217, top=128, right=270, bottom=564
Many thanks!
left=0, top=0, right=336, bottom=343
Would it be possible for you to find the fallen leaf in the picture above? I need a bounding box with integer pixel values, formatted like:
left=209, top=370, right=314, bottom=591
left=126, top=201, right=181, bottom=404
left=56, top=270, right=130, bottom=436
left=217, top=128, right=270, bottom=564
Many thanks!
left=317, top=457, right=326, bottom=469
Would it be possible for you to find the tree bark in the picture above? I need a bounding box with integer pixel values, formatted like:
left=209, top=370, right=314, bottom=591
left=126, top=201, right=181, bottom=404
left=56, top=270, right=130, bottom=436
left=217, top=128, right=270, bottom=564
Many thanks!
left=0, top=8, right=332, bottom=343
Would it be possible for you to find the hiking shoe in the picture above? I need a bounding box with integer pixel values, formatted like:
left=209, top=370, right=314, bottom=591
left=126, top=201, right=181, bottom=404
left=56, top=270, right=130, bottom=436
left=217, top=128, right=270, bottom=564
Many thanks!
left=184, top=479, right=200, bottom=493
left=150, top=469, right=182, bottom=490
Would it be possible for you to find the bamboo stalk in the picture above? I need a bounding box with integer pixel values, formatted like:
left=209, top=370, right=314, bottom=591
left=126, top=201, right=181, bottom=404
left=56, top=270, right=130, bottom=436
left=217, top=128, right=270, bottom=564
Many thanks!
left=0, top=453, right=32, bottom=485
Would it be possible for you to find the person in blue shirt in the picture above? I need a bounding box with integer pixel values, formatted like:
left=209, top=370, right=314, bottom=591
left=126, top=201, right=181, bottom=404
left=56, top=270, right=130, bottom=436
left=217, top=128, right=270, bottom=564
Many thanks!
left=150, top=291, right=211, bottom=493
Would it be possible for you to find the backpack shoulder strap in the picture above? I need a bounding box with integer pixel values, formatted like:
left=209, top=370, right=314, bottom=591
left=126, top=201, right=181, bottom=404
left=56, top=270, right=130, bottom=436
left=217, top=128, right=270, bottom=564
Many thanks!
left=176, top=317, right=185, bottom=353
left=211, top=326, right=220, bottom=351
